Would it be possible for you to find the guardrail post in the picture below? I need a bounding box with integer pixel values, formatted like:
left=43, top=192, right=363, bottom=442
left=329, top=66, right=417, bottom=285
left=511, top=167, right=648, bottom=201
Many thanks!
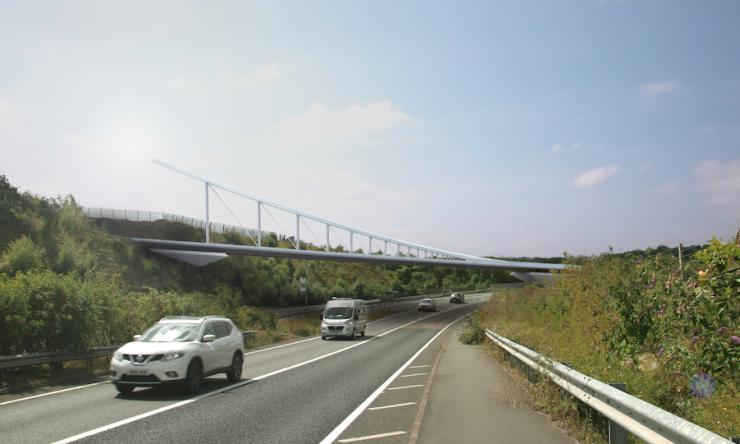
left=608, top=383, right=628, bottom=444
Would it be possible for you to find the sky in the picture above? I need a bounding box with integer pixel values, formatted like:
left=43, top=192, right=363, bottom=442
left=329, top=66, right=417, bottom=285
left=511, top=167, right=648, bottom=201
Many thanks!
left=1, top=0, right=739, bottom=257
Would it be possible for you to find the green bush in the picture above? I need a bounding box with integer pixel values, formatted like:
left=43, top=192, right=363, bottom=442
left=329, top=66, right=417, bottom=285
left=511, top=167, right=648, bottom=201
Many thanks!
left=3, top=236, right=46, bottom=275
left=480, top=239, right=739, bottom=438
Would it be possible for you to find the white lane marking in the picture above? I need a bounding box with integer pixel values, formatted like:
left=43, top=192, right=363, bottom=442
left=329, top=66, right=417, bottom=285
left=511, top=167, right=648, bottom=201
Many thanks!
left=338, top=431, right=406, bottom=443
left=0, top=381, right=110, bottom=407
left=367, top=402, right=416, bottom=411
left=242, top=301, right=449, bottom=356
left=319, top=311, right=471, bottom=444
left=407, top=365, right=430, bottom=369
left=385, top=385, right=424, bottom=391
left=244, top=336, right=319, bottom=355
left=400, top=373, right=427, bottom=378
left=53, top=303, right=479, bottom=444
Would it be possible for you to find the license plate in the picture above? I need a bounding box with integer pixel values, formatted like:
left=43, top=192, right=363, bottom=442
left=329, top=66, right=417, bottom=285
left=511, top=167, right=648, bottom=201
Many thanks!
left=129, top=370, right=148, bottom=375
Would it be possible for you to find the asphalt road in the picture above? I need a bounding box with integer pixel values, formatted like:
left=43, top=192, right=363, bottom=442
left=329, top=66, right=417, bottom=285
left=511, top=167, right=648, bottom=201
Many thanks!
left=0, top=293, right=489, bottom=444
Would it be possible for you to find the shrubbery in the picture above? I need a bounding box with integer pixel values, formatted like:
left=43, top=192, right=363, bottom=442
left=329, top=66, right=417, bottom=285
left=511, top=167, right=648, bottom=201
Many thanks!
left=0, top=174, right=514, bottom=356
left=481, top=238, right=739, bottom=437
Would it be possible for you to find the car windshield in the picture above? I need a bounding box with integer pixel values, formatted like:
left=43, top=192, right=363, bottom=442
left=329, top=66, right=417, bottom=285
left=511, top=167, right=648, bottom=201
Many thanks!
left=140, top=323, right=200, bottom=342
left=421, top=299, right=432, bottom=303
left=324, top=307, right=353, bottom=319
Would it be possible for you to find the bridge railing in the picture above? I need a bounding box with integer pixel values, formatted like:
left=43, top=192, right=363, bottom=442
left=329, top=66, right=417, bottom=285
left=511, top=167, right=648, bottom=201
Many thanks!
left=83, top=207, right=263, bottom=238
left=484, top=329, right=732, bottom=444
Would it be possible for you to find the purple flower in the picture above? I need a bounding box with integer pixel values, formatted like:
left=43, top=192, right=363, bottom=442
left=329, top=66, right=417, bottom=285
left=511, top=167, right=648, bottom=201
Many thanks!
left=731, top=335, right=740, bottom=345
left=690, top=373, right=716, bottom=399
left=715, top=327, right=728, bottom=335
left=691, top=336, right=700, bottom=344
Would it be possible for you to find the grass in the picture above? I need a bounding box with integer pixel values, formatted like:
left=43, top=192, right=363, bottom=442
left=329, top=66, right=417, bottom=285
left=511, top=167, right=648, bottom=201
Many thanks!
left=478, top=265, right=739, bottom=440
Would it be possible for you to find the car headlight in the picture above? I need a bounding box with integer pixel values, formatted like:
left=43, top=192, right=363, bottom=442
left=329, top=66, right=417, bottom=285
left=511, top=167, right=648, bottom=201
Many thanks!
left=113, top=352, right=124, bottom=361
left=162, top=351, right=186, bottom=361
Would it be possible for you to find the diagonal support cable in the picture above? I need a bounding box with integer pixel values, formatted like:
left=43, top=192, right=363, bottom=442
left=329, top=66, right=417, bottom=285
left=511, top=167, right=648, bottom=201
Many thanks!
left=263, top=205, right=297, bottom=249
left=210, top=186, right=259, bottom=245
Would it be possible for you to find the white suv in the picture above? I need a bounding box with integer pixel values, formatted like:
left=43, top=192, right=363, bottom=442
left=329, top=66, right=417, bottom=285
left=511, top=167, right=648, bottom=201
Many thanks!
left=110, top=316, right=244, bottom=395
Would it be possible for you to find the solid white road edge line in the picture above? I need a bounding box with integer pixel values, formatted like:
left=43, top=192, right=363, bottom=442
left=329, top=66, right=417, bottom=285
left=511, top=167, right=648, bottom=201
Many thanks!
left=6, top=296, right=484, bottom=407
left=51, top=303, right=480, bottom=444
left=337, top=431, right=406, bottom=443
left=367, top=402, right=416, bottom=411
left=0, top=381, right=110, bottom=407
left=318, top=311, right=471, bottom=444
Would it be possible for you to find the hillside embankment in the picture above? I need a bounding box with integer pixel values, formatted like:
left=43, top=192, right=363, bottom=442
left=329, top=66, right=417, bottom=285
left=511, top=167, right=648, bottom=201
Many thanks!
left=470, top=239, right=739, bottom=439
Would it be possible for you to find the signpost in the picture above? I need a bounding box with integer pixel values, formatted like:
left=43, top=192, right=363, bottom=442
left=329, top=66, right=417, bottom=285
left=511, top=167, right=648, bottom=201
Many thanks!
left=299, top=277, right=307, bottom=310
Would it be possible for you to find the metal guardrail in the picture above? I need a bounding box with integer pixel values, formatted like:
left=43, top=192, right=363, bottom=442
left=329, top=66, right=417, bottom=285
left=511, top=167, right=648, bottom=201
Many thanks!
left=265, top=288, right=493, bottom=318
left=484, top=329, right=732, bottom=444
left=0, top=347, right=119, bottom=371
left=0, top=331, right=257, bottom=372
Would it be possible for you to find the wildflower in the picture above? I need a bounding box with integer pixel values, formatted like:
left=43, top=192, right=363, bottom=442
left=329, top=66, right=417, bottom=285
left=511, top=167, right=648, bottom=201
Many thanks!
left=715, top=327, right=728, bottom=336
left=698, top=270, right=707, bottom=277
left=731, top=335, right=740, bottom=345
left=691, top=336, right=700, bottom=344
left=690, top=373, right=716, bottom=398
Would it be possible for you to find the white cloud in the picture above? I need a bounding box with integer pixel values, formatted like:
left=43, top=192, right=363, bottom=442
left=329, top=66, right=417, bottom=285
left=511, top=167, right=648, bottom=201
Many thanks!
left=221, top=62, right=284, bottom=88
left=573, top=165, right=620, bottom=188
left=549, top=141, right=581, bottom=154
left=694, top=159, right=740, bottom=215
left=277, top=101, right=413, bottom=146
left=638, top=162, right=653, bottom=174
left=641, top=80, right=679, bottom=97
left=254, top=62, right=283, bottom=85
left=653, top=181, right=678, bottom=194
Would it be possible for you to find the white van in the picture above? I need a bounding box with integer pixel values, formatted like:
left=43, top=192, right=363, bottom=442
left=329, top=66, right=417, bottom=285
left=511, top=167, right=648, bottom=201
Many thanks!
left=320, top=298, right=367, bottom=340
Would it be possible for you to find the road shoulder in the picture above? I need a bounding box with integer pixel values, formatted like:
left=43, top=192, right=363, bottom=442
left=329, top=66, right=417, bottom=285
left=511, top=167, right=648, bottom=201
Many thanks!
left=416, top=325, right=576, bottom=444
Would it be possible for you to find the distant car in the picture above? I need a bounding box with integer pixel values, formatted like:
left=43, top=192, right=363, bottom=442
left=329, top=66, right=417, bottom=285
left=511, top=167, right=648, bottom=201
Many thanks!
left=418, top=298, right=436, bottom=312
left=109, top=316, right=244, bottom=395
left=449, top=292, right=465, bottom=304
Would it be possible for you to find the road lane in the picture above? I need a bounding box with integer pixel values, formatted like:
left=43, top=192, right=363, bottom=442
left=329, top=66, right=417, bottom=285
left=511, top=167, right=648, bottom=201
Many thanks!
left=71, top=304, right=483, bottom=444
left=0, top=293, right=490, bottom=444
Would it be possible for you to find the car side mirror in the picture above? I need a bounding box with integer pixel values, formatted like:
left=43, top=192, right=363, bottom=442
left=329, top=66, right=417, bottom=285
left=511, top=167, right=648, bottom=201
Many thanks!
left=202, top=334, right=216, bottom=343
left=133, top=335, right=142, bottom=341
left=319, top=314, right=323, bottom=320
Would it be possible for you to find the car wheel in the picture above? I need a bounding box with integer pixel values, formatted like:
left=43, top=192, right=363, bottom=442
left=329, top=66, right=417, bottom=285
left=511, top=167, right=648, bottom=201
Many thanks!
left=184, top=360, right=203, bottom=394
left=321, top=336, right=327, bottom=340
left=360, top=329, right=365, bottom=337
left=226, top=353, right=243, bottom=382
left=115, top=383, right=134, bottom=395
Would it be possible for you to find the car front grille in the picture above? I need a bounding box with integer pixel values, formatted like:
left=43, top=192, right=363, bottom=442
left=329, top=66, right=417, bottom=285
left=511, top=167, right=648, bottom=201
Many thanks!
left=328, top=326, right=344, bottom=331
left=122, top=354, right=164, bottom=364
left=120, top=374, right=160, bottom=383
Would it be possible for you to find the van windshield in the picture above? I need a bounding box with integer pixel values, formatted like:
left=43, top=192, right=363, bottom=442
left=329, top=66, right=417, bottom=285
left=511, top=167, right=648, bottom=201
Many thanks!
left=324, top=307, right=353, bottom=319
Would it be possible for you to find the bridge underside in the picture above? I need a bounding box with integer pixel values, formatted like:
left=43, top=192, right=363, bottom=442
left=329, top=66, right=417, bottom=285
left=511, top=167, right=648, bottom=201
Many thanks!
left=131, top=238, right=565, bottom=273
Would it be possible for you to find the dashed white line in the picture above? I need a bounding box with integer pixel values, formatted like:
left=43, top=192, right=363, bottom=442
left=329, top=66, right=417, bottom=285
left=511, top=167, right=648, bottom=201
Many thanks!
left=400, top=372, right=427, bottom=378
left=319, top=311, right=471, bottom=444
left=0, top=381, right=110, bottom=406
left=243, top=308, right=428, bottom=356
left=385, top=385, right=424, bottom=391
left=338, top=431, right=406, bottom=443
left=52, top=303, right=479, bottom=444
left=407, top=365, right=430, bottom=369
left=367, top=402, right=416, bottom=411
